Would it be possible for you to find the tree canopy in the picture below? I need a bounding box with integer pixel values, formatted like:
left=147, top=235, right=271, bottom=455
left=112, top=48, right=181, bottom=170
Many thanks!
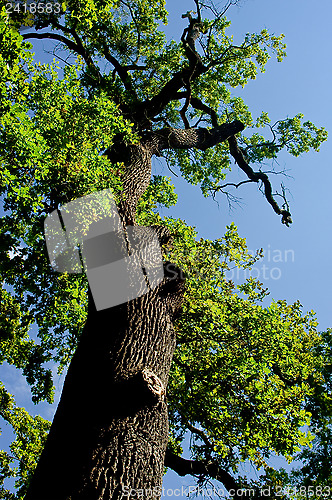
left=0, top=1, right=330, bottom=499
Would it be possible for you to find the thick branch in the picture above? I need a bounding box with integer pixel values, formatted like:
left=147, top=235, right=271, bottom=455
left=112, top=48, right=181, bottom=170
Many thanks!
left=23, top=32, right=82, bottom=54
left=272, top=363, right=301, bottom=387
left=228, top=135, right=292, bottom=226
left=22, top=31, right=102, bottom=84
left=181, top=15, right=204, bottom=65
left=155, top=120, right=244, bottom=153
left=23, top=28, right=137, bottom=98
left=133, top=65, right=207, bottom=125
left=164, top=448, right=243, bottom=497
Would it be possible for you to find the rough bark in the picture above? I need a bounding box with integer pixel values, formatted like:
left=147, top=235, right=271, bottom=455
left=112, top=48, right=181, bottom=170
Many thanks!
left=153, top=120, right=244, bottom=152
left=107, top=140, right=154, bottom=225
left=24, top=269, right=185, bottom=500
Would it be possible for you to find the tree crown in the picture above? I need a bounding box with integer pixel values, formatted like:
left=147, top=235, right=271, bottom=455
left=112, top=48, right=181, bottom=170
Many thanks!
left=0, top=1, right=329, bottom=497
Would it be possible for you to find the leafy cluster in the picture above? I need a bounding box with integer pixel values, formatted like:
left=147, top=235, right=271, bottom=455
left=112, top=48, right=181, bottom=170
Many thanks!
left=162, top=220, right=324, bottom=490
left=0, top=383, right=50, bottom=500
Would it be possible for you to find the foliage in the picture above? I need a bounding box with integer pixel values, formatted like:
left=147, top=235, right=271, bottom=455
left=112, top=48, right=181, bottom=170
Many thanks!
left=0, top=1, right=329, bottom=497
left=0, top=383, right=50, bottom=499
left=165, top=220, right=324, bottom=491
left=276, top=328, right=332, bottom=499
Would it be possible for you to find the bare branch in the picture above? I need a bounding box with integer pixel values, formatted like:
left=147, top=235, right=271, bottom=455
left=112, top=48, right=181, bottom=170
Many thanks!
left=24, top=22, right=140, bottom=99
left=202, top=0, right=241, bottom=59
left=227, top=135, right=292, bottom=226
left=125, top=64, right=147, bottom=70
left=213, top=180, right=255, bottom=191
left=44, top=46, right=75, bottom=68
left=23, top=32, right=82, bottom=55
left=274, top=183, right=292, bottom=213
left=207, top=35, right=268, bottom=69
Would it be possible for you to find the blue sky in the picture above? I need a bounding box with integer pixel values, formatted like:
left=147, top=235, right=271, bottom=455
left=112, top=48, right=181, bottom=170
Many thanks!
left=1, top=0, right=331, bottom=497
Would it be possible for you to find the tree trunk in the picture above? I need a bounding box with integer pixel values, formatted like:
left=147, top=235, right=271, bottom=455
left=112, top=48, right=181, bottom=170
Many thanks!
left=24, top=142, right=185, bottom=500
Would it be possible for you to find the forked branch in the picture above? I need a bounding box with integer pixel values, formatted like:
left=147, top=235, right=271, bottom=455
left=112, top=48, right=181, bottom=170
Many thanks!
left=173, top=92, right=219, bottom=127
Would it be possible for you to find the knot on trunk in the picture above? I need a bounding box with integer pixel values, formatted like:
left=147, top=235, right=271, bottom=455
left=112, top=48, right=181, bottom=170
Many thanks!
left=141, top=368, right=165, bottom=401
left=111, top=368, right=166, bottom=416
left=125, top=368, right=165, bottom=405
